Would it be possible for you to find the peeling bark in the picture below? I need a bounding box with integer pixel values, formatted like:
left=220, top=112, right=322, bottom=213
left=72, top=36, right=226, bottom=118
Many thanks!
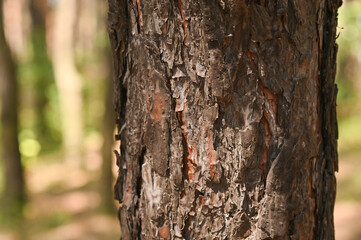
left=108, top=0, right=341, bottom=239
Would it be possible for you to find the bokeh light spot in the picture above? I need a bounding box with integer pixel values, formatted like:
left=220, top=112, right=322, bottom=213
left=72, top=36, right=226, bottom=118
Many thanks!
left=20, top=138, right=41, bottom=158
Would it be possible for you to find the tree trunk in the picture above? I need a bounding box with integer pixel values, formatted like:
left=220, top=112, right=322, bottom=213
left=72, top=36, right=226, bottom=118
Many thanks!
left=50, top=0, right=83, bottom=162
left=3, top=0, right=28, bottom=59
left=100, top=47, right=116, bottom=213
left=0, top=0, right=25, bottom=214
left=29, top=0, right=57, bottom=152
left=108, top=0, right=341, bottom=239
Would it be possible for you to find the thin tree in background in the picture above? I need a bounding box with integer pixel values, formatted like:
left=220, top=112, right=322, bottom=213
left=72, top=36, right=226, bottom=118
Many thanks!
left=29, top=0, right=59, bottom=151
left=0, top=0, right=25, bottom=218
left=50, top=0, right=83, bottom=162
left=73, top=0, right=117, bottom=211
left=100, top=51, right=116, bottom=213
left=3, top=0, right=28, bottom=59
left=108, top=0, right=341, bottom=239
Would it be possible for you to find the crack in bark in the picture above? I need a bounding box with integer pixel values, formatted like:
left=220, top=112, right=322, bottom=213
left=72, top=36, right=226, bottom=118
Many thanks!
left=315, top=0, right=341, bottom=238
left=176, top=110, right=196, bottom=181
left=136, top=147, right=146, bottom=239
left=260, top=117, right=271, bottom=180
left=135, top=0, right=142, bottom=33
left=177, top=0, right=188, bottom=43
left=258, top=80, right=278, bottom=181
left=182, top=189, right=201, bottom=239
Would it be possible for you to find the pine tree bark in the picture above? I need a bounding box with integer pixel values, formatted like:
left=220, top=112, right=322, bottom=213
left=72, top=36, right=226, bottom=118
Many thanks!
left=108, top=0, right=341, bottom=239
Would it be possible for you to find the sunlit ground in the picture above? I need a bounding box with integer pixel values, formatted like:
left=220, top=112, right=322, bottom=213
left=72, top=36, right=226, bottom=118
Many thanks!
left=334, top=114, right=361, bottom=240
left=0, top=143, right=120, bottom=240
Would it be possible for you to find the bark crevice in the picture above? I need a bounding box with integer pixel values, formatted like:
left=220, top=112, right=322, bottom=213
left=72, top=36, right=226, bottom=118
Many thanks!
left=108, top=0, right=341, bottom=238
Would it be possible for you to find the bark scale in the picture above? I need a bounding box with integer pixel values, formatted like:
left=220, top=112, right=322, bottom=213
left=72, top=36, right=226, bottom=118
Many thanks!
left=108, top=0, right=341, bottom=239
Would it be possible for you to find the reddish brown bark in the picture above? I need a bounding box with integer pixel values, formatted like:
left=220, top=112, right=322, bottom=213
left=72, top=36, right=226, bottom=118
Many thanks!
left=108, top=0, right=341, bottom=239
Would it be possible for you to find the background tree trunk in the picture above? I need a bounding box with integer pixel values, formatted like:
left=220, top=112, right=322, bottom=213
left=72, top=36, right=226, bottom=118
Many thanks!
left=0, top=0, right=25, bottom=216
left=99, top=47, right=116, bottom=213
left=29, top=0, right=58, bottom=151
left=50, top=0, right=83, bottom=162
left=108, top=0, right=341, bottom=239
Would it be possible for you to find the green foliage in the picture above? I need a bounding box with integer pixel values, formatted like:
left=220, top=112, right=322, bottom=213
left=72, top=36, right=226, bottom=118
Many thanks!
left=76, top=26, right=110, bottom=133
left=0, top=196, right=25, bottom=228
left=336, top=1, right=361, bottom=204
left=336, top=1, right=361, bottom=118
left=41, top=212, right=72, bottom=229
left=337, top=1, right=361, bottom=147
left=17, top=27, right=61, bottom=156
left=338, top=114, right=361, bottom=155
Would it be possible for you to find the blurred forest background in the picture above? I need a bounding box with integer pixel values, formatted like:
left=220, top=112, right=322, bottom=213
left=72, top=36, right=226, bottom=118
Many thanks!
left=0, top=0, right=119, bottom=239
left=0, top=0, right=360, bottom=239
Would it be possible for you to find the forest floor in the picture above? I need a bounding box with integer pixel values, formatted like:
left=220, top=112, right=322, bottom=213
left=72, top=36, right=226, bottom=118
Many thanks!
left=0, top=150, right=120, bottom=240
left=0, top=150, right=360, bottom=240
left=335, top=151, right=361, bottom=240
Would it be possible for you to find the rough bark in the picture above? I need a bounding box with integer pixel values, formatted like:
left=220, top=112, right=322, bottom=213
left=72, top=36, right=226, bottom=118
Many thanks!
left=108, top=0, right=341, bottom=239
left=0, top=0, right=25, bottom=210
